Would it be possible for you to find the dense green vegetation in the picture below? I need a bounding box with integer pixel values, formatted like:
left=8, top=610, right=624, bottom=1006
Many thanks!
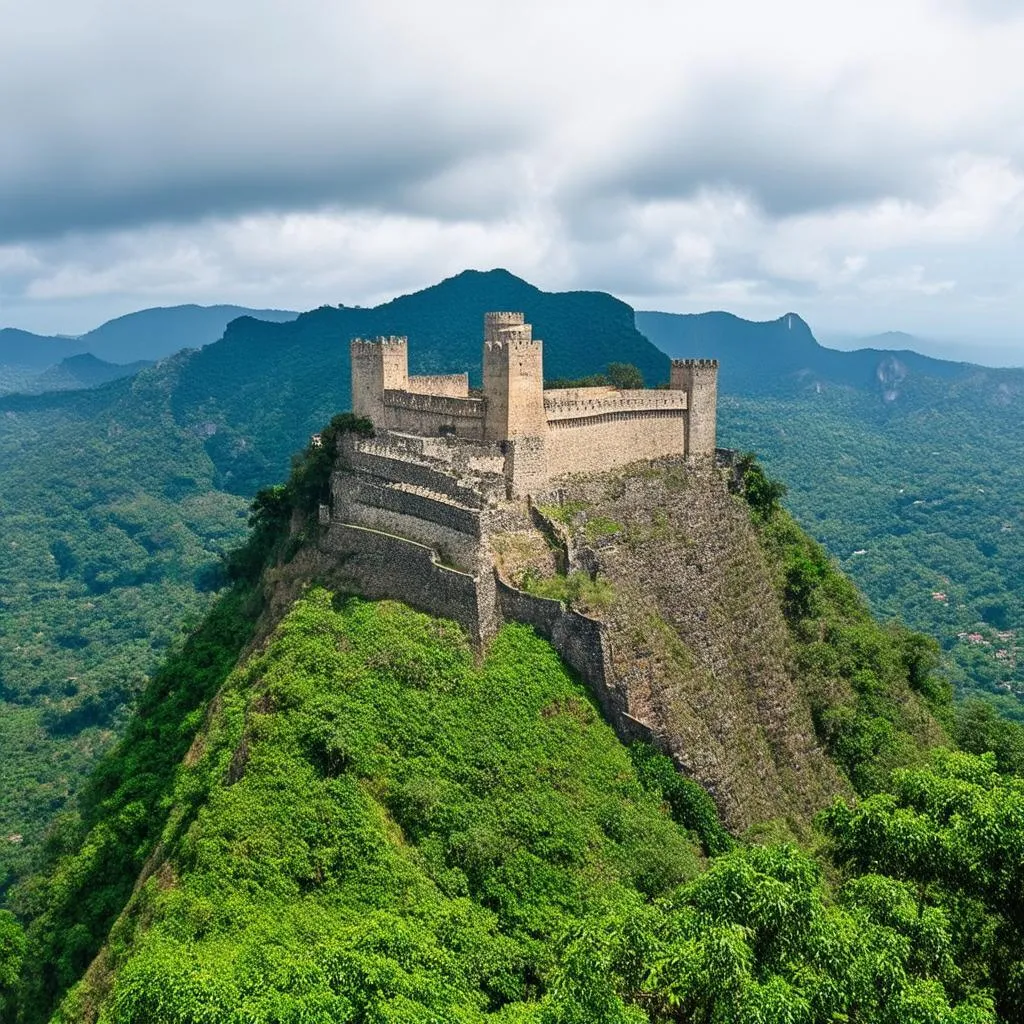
left=823, top=749, right=1024, bottom=1021
left=724, top=391, right=1024, bottom=715
left=10, top=585, right=256, bottom=1021
left=0, top=366, right=248, bottom=890
left=756, top=500, right=949, bottom=795
left=544, top=362, right=646, bottom=390
left=21, top=594, right=998, bottom=1022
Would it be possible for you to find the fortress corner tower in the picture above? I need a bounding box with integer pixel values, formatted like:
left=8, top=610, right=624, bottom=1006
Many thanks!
left=670, top=358, right=719, bottom=457
left=350, top=336, right=409, bottom=425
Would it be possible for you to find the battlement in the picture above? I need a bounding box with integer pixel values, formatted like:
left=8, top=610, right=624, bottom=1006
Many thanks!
left=672, top=358, right=719, bottom=368
left=351, top=335, right=409, bottom=353
left=346, top=311, right=718, bottom=495
left=544, top=387, right=687, bottom=421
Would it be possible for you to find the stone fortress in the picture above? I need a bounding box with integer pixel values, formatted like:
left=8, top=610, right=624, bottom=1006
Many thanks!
left=349, top=311, right=718, bottom=496
left=317, top=311, right=719, bottom=744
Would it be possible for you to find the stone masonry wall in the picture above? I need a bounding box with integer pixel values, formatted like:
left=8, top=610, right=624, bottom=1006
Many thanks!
left=545, top=409, right=686, bottom=480
left=332, top=484, right=482, bottom=572
left=321, top=522, right=487, bottom=643
left=380, top=389, right=485, bottom=438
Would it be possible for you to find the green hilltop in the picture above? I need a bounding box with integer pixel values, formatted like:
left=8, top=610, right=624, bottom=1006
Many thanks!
left=7, top=444, right=1020, bottom=1022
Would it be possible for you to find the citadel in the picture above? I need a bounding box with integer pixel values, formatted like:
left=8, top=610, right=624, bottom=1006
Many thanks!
left=314, top=311, right=721, bottom=745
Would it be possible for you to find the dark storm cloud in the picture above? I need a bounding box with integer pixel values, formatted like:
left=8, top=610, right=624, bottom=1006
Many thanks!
left=0, top=129, right=509, bottom=241
left=0, top=0, right=532, bottom=242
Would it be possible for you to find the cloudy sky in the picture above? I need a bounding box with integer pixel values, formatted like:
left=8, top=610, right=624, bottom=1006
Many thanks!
left=3, top=0, right=1024, bottom=360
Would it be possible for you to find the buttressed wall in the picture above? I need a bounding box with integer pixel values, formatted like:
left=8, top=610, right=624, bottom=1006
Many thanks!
left=349, top=313, right=718, bottom=494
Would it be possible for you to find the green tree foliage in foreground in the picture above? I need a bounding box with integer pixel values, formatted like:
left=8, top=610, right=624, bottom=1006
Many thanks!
left=0, top=910, right=25, bottom=1021
left=24, top=594, right=990, bottom=1023
left=824, top=749, right=1024, bottom=1022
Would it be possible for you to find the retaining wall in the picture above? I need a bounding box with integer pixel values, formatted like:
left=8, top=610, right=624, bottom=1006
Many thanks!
left=321, top=523, right=487, bottom=643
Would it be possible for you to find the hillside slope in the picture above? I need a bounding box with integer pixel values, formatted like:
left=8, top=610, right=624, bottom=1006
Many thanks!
left=13, top=454, right=954, bottom=1021
left=637, top=309, right=1024, bottom=717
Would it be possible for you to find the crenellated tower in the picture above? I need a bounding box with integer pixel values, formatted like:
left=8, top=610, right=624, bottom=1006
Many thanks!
left=481, top=312, right=547, bottom=442
left=670, top=358, right=719, bottom=457
left=350, top=336, right=409, bottom=425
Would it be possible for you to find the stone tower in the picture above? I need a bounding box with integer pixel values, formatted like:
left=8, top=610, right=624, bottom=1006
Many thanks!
left=671, top=358, right=719, bottom=457
left=481, top=312, right=547, bottom=442
left=350, top=336, right=409, bottom=425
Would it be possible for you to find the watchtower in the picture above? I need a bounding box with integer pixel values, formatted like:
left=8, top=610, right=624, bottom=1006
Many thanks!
left=350, top=336, right=409, bottom=425
left=481, top=312, right=547, bottom=442
left=670, top=359, right=719, bottom=457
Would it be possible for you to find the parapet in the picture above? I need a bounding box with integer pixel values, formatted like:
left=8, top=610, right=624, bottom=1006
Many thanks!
left=485, top=323, right=535, bottom=354
left=484, top=311, right=526, bottom=342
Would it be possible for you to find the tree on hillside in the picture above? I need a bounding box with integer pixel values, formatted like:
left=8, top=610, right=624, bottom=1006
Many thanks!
left=822, top=749, right=1024, bottom=1020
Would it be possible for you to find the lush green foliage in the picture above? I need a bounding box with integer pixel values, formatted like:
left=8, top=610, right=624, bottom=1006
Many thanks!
left=0, top=910, right=25, bottom=1020
left=628, top=745, right=733, bottom=856
left=549, top=842, right=992, bottom=1023
left=29, top=594, right=989, bottom=1023
left=721, top=390, right=1024, bottom=723
left=954, top=699, right=1024, bottom=775
left=54, top=594, right=702, bottom=1022
left=735, top=451, right=788, bottom=522
left=823, top=749, right=1024, bottom=1020
left=0, top=368, right=248, bottom=890
left=11, top=587, right=255, bottom=1021
left=545, top=362, right=646, bottom=390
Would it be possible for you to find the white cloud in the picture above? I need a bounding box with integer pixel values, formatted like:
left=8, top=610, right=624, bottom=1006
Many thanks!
left=1, top=0, right=1023, bottom=348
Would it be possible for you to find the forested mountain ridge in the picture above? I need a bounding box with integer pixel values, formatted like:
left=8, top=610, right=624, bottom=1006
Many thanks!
left=0, top=270, right=670, bottom=891
left=0, top=304, right=299, bottom=395
left=637, top=309, right=1024, bottom=717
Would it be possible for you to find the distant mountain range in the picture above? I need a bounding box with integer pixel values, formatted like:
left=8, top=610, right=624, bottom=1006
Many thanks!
left=0, top=304, right=299, bottom=395
left=636, top=310, right=976, bottom=398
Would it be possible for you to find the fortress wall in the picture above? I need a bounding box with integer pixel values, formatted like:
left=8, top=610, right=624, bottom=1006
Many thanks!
left=494, top=576, right=653, bottom=744
left=334, top=480, right=482, bottom=569
left=381, top=390, right=485, bottom=438
left=407, top=436, right=507, bottom=477
left=407, top=373, right=470, bottom=398
left=543, top=388, right=685, bottom=421
left=544, top=409, right=686, bottom=480
left=322, top=523, right=485, bottom=643
left=346, top=448, right=485, bottom=508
